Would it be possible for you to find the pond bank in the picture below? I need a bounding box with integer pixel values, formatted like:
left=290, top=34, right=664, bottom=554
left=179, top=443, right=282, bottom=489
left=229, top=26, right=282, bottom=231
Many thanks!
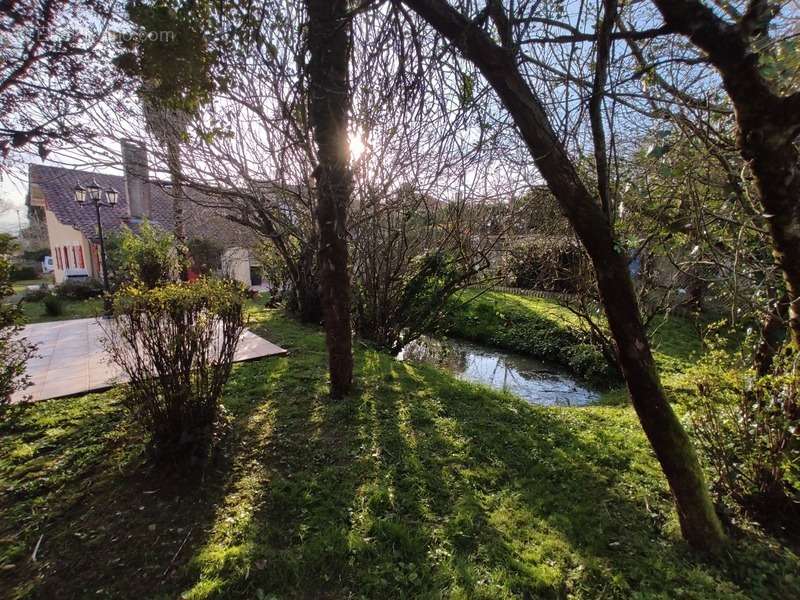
left=442, top=290, right=620, bottom=387
left=399, top=335, right=599, bottom=406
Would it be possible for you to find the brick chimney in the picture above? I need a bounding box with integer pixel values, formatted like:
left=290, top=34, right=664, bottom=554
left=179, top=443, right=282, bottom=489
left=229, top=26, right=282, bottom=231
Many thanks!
left=121, top=139, right=151, bottom=220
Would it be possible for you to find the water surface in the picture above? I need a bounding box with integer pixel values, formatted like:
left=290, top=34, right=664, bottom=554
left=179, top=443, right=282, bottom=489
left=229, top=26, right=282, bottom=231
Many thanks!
left=399, top=336, right=599, bottom=407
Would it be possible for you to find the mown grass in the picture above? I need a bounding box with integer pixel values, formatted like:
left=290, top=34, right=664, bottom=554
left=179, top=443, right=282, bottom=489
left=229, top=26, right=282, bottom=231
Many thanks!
left=18, top=297, right=104, bottom=324
left=1, top=307, right=797, bottom=599
left=10, top=280, right=49, bottom=295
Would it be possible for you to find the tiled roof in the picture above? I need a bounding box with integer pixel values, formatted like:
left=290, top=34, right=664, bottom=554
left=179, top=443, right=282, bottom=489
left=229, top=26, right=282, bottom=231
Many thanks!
left=29, top=164, right=175, bottom=242
left=28, top=164, right=259, bottom=249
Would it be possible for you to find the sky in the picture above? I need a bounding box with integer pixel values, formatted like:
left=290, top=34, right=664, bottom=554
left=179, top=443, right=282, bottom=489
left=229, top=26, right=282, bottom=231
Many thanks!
left=0, top=170, right=28, bottom=235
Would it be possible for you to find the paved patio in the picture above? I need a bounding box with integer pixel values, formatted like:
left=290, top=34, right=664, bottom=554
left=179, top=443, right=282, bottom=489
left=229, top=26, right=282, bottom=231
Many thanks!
left=11, top=318, right=286, bottom=402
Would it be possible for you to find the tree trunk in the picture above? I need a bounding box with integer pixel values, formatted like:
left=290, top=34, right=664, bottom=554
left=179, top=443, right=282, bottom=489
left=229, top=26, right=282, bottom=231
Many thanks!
left=166, top=138, right=185, bottom=245
left=755, top=289, right=788, bottom=377
left=165, top=137, right=189, bottom=281
left=306, top=0, right=353, bottom=398
left=402, top=0, right=725, bottom=552
left=741, top=132, right=800, bottom=349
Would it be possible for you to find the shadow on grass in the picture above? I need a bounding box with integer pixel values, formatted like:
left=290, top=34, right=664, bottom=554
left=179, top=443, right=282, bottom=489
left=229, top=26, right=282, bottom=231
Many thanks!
left=2, top=309, right=798, bottom=599
left=180, top=311, right=799, bottom=598
left=0, top=356, right=268, bottom=599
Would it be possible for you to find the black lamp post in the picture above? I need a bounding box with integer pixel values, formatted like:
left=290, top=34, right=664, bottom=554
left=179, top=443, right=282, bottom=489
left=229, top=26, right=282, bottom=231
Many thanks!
left=74, top=178, right=118, bottom=313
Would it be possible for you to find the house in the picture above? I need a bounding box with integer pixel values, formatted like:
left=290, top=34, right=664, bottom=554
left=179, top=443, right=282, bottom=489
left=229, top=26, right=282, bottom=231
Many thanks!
left=27, top=140, right=263, bottom=286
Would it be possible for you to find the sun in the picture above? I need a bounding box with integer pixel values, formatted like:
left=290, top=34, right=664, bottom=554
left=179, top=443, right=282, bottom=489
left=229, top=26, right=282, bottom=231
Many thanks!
left=349, top=132, right=365, bottom=160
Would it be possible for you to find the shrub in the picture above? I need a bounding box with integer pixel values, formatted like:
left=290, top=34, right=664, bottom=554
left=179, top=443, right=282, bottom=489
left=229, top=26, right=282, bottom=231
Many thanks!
left=9, top=264, right=39, bottom=281
left=103, top=278, right=246, bottom=456
left=106, top=220, right=185, bottom=289
left=685, top=349, right=799, bottom=522
left=501, top=238, right=588, bottom=293
left=254, top=240, right=294, bottom=293
left=57, top=278, right=104, bottom=300
left=22, top=285, right=50, bottom=302
left=1, top=234, right=36, bottom=407
left=21, top=248, right=49, bottom=262
left=187, top=237, right=223, bottom=275
left=43, top=294, right=64, bottom=316
left=355, top=250, right=482, bottom=354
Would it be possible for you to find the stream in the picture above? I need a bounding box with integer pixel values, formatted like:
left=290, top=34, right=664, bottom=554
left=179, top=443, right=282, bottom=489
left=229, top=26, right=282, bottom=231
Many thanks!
left=398, top=336, right=599, bottom=407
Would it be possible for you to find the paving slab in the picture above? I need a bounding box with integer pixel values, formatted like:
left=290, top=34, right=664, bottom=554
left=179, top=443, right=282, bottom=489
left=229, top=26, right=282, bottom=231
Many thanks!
left=11, top=317, right=287, bottom=403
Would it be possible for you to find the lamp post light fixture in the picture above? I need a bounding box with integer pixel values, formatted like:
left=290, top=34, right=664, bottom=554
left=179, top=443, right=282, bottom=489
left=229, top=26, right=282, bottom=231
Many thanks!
left=74, top=178, right=118, bottom=313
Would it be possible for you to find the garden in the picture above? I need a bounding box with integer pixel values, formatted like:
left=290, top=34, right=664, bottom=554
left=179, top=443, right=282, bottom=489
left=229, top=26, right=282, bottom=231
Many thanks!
left=1, top=304, right=799, bottom=599
left=2, top=1, right=800, bottom=598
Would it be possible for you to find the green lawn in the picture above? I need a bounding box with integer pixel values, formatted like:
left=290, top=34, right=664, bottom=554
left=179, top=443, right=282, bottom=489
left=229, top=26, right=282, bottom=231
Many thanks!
left=18, top=297, right=105, bottom=324
left=10, top=280, right=45, bottom=295
left=445, top=290, right=717, bottom=402
left=5, top=275, right=102, bottom=324
left=1, top=307, right=797, bottom=599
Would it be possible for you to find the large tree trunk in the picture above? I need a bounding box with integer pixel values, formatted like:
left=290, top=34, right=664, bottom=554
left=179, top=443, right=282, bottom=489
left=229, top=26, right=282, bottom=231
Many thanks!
left=649, top=0, right=800, bottom=349
left=741, top=128, right=800, bottom=348
left=402, top=0, right=725, bottom=552
left=306, top=0, right=354, bottom=398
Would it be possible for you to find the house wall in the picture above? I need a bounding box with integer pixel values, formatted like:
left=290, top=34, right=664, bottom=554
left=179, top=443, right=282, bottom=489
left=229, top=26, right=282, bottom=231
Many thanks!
left=221, top=247, right=252, bottom=287
left=44, top=207, right=95, bottom=284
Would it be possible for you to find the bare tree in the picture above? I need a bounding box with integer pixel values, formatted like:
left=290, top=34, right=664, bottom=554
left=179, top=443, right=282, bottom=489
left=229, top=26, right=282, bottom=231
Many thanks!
left=0, top=0, right=121, bottom=168
left=399, top=0, right=725, bottom=552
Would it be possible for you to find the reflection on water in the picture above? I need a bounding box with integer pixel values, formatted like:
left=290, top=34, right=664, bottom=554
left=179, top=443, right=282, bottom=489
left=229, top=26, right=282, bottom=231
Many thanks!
left=398, top=336, right=599, bottom=407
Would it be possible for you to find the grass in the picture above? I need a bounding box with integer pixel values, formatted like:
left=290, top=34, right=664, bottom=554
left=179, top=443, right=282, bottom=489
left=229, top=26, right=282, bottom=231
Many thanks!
left=444, top=290, right=717, bottom=403
left=4, top=274, right=101, bottom=324
left=443, top=291, right=618, bottom=387
left=1, top=306, right=797, bottom=599
left=10, top=280, right=47, bottom=295
left=18, top=297, right=104, bottom=324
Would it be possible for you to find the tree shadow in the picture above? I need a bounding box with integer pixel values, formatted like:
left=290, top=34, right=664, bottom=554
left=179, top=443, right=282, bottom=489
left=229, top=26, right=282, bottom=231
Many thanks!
left=4, top=310, right=797, bottom=598
left=0, top=357, right=269, bottom=599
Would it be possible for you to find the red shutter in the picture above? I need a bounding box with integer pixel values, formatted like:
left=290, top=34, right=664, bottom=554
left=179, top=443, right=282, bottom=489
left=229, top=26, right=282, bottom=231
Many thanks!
left=55, top=248, right=62, bottom=269
left=77, top=246, right=85, bottom=268
left=72, top=246, right=77, bottom=266
left=63, top=246, right=70, bottom=268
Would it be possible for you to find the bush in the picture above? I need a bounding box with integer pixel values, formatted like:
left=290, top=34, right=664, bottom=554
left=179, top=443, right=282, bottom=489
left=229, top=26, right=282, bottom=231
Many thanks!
left=686, top=349, right=799, bottom=522
left=187, top=237, right=223, bottom=275
left=106, top=220, right=185, bottom=289
left=57, top=278, right=104, bottom=300
left=9, top=265, right=39, bottom=281
left=1, top=234, right=36, bottom=406
left=22, top=285, right=50, bottom=302
left=502, top=239, right=588, bottom=293
left=103, top=278, right=246, bottom=456
left=355, top=250, right=482, bottom=354
left=21, top=248, right=49, bottom=262
left=43, top=294, right=64, bottom=316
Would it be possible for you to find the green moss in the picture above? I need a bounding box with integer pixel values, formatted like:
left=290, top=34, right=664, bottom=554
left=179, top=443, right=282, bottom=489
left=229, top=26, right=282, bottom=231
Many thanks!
left=0, top=307, right=796, bottom=599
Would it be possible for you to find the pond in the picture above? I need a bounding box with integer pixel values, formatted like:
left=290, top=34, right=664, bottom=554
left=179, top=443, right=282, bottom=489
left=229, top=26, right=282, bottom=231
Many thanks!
left=398, top=336, right=599, bottom=407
